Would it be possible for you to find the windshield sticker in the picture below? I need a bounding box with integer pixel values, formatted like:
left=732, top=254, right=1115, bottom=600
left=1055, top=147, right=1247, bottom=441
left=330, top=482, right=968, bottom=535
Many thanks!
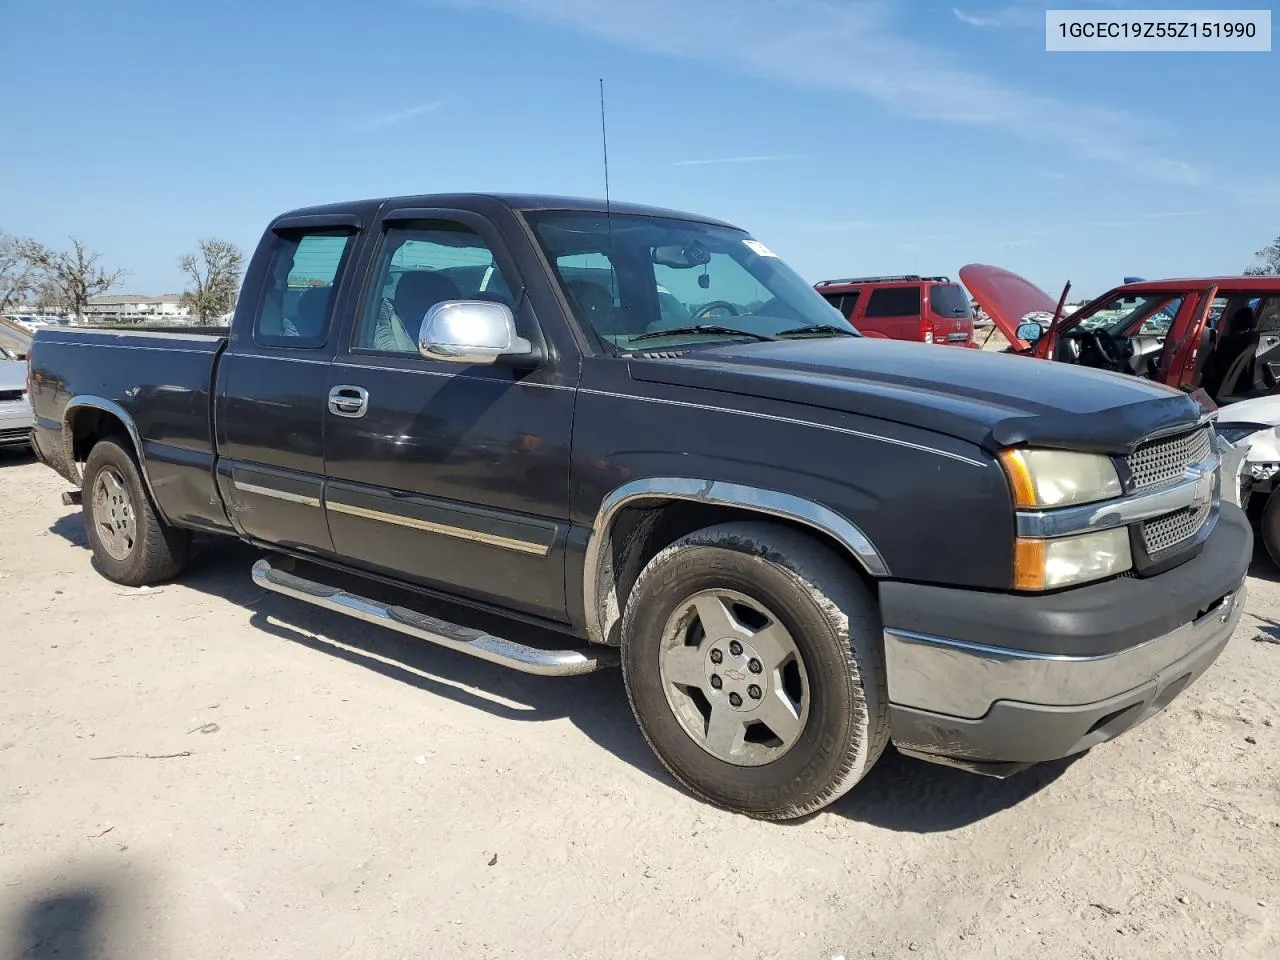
left=743, top=239, right=778, bottom=258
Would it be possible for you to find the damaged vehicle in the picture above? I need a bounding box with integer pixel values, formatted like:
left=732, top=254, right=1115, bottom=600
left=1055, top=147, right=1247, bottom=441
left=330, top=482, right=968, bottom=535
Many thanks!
left=961, top=266, right=1280, bottom=409
left=1212, top=394, right=1280, bottom=562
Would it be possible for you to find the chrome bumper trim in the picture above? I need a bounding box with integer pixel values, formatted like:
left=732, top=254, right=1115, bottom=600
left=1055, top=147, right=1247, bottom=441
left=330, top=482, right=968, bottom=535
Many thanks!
left=883, top=585, right=1243, bottom=719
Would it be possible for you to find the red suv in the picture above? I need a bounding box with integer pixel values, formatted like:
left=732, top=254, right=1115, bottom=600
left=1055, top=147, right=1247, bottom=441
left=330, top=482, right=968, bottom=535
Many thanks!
left=814, top=275, right=976, bottom=347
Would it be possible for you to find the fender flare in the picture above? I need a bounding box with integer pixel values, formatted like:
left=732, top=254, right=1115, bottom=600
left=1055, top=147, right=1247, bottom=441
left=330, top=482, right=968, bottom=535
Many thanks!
left=62, top=396, right=169, bottom=523
left=581, top=477, right=889, bottom=647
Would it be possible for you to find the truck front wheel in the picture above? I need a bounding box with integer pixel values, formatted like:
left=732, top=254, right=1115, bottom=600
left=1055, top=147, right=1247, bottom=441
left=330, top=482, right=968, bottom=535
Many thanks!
left=81, top=436, right=190, bottom=586
left=620, top=521, right=889, bottom=820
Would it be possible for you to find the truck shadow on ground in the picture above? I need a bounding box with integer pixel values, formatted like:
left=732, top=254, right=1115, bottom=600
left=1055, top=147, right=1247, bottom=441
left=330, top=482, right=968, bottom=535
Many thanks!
left=5, top=863, right=153, bottom=960
left=49, top=514, right=1069, bottom=833
left=9, top=888, right=104, bottom=960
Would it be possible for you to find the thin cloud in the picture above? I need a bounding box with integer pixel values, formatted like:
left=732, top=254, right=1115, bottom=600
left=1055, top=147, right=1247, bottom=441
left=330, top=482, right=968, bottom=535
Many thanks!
left=951, top=6, right=1034, bottom=29
left=438, top=0, right=1206, bottom=188
left=674, top=154, right=805, bottom=167
left=1033, top=169, right=1069, bottom=181
left=358, top=102, right=443, bottom=130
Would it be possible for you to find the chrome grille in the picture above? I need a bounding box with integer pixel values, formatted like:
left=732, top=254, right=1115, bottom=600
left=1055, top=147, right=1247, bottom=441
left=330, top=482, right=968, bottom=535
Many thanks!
left=1141, top=498, right=1212, bottom=555
left=1126, top=426, right=1212, bottom=491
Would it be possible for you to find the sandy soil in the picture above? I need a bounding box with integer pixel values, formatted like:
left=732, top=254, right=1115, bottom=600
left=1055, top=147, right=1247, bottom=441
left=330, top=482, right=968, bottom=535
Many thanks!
left=1, top=446, right=1277, bottom=960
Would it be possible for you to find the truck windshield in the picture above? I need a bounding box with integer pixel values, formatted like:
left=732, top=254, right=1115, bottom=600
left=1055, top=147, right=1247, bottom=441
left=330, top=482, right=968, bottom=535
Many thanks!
left=525, top=211, right=856, bottom=350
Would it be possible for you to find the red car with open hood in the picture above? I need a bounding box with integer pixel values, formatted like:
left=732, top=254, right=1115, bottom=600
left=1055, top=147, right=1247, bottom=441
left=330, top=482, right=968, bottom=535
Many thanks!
left=961, top=264, right=1280, bottom=410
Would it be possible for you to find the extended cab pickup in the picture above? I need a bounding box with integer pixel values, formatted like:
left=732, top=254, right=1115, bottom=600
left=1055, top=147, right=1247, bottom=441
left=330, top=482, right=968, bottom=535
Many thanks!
left=27, top=194, right=1252, bottom=819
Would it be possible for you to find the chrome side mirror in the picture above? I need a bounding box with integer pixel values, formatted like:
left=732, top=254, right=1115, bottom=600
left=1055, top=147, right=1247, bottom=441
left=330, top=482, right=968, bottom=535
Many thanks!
left=1015, top=320, right=1044, bottom=343
left=417, top=300, right=534, bottom=366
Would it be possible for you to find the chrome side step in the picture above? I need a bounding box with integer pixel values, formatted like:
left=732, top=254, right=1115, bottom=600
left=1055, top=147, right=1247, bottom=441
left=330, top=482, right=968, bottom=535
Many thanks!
left=250, top=558, right=618, bottom=677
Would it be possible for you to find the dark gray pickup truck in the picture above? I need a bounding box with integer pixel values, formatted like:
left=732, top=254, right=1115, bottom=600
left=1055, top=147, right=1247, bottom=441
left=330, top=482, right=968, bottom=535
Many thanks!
left=27, top=193, right=1252, bottom=819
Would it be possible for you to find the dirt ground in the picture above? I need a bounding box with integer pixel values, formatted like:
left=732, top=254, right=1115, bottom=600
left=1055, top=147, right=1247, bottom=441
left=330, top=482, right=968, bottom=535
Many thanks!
left=1, top=446, right=1277, bottom=960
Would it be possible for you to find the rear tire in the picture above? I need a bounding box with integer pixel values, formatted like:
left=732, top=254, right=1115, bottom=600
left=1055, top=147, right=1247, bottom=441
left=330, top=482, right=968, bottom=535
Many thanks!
left=81, top=436, right=190, bottom=586
left=620, top=521, right=889, bottom=820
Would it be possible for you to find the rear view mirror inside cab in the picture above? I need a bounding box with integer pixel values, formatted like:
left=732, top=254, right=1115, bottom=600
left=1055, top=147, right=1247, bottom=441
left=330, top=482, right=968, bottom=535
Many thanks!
left=651, top=242, right=711, bottom=269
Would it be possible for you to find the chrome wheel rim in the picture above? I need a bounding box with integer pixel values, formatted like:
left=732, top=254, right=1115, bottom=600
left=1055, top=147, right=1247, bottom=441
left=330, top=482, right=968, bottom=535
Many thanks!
left=92, top=467, right=137, bottom=561
left=658, top=588, right=810, bottom=767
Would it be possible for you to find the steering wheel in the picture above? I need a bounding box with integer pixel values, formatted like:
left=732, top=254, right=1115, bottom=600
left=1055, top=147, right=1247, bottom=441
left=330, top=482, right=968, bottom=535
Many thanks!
left=1087, top=328, right=1124, bottom=369
left=692, top=301, right=740, bottom=321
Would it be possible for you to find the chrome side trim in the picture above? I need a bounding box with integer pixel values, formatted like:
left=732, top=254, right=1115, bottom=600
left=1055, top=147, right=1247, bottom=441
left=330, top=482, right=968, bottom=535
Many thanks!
left=62, top=396, right=168, bottom=523
left=251, top=558, right=616, bottom=677
left=1015, top=454, right=1220, bottom=539
left=326, top=500, right=551, bottom=556
left=882, top=586, right=1243, bottom=718
left=232, top=479, right=321, bottom=507
left=582, top=477, right=888, bottom=646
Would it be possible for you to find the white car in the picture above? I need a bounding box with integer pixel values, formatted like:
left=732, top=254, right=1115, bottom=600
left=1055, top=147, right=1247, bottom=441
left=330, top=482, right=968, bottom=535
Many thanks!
left=1, top=314, right=65, bottom=332
left=1213, top=395, right=1280, bottom=564
left=0, top=358, right=34, bottom=450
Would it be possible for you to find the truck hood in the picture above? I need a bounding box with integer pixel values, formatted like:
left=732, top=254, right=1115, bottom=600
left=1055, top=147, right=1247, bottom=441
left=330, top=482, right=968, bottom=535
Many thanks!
left=959, top=263, right=1060, bottom=351
left=629, top=337, right=1203, bottom=454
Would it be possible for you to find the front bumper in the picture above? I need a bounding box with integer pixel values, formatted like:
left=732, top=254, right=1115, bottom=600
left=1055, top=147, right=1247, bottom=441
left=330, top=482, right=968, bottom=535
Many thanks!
left=880, top=502, right=1252, bottom=769
left=0, top=400, right=34, bottom=446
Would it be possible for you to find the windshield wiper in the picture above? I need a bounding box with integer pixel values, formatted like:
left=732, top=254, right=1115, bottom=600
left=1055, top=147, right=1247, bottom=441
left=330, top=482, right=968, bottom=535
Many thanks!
left=629, top=324, right=776, bottom=344
left=775, top=323, right=859, bottom=338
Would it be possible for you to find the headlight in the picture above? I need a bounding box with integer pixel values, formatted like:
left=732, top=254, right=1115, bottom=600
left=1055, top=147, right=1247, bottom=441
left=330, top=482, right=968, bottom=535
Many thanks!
left=1014, top=528, right=1132, bottom=590
left=999, top=448, right=1122, bottom=508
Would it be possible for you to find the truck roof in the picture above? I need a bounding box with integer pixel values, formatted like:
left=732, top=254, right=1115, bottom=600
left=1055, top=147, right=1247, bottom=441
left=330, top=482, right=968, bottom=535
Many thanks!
left=270, top=193, right=739, bottom=230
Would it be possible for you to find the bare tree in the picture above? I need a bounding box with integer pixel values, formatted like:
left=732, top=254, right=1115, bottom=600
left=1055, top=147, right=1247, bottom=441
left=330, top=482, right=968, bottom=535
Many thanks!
left=180, top=239, right=245, bottom=324
left=0, top=232, right=41, bottom=315
left=26, top=238, right=127, bottom=321
left=1245, top=235, right=1280, bottom=276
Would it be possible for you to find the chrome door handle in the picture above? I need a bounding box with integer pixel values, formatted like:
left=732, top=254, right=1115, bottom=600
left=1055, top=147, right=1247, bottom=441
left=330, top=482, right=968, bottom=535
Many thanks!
left=328, top=385, right=369, bottom=418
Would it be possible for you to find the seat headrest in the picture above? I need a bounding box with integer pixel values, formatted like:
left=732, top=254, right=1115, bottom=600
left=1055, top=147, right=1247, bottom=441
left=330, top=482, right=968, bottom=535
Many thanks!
left=393, top=271, right=462, bottom=326
left=293, top=286, right=331, bottom=337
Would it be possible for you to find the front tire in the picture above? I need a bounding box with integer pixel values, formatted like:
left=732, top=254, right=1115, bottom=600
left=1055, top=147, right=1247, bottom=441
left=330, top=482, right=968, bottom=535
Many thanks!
left=620, top=521, right=889, bottom=820
left=81, top=436, right=190, bottom=586
left=1261, top=487, right=1280, bottom=569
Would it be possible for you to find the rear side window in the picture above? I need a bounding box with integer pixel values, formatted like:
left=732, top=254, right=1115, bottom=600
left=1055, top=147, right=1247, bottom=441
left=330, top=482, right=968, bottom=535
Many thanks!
left=254, top=231, right=353, bottom=348
left=928, top=283, right=971, bottom=318
left=864, top=286, right=921, bottom=318
left=821, top=292, right=859, bottom=319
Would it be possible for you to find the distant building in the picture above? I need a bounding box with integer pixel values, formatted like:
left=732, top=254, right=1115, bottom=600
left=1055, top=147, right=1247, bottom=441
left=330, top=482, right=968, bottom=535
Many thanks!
left=84, top=294, right=191, bottom=323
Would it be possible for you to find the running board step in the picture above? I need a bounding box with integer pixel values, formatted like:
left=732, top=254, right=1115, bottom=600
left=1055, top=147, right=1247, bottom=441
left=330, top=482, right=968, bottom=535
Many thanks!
left=250, top=558, right=618, bottom=677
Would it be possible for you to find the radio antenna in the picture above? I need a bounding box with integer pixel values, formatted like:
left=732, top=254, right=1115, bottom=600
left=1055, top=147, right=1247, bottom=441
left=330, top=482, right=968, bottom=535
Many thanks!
left=598, top=78, right=619, bottom=308
left=599, top=78, right=612, bottom=212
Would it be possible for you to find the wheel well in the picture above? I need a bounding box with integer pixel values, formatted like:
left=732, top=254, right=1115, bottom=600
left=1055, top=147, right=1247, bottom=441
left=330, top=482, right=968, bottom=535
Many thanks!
left=69, top=408, right=132, bottom=465
left=593, top=499, right=878, bottom=646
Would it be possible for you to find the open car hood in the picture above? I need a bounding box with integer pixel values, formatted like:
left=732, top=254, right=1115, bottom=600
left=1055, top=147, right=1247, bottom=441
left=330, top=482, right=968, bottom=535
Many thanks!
left=960, top=263, right=1060, bottom=351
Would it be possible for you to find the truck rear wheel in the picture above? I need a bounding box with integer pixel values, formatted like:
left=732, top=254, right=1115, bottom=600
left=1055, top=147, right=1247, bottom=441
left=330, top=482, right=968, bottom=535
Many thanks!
left=620, top=521, right=888, bottom=820
left=81, top=436, right=190, bottom=586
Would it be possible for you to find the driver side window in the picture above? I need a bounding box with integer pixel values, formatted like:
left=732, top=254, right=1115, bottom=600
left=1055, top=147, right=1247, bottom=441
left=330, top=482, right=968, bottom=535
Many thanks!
left=353, top=222, right=514, bottom=355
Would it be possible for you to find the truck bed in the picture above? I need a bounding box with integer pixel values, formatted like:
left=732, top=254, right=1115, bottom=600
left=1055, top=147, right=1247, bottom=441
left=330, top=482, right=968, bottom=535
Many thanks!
left=27, top=326, right=232, bottom=533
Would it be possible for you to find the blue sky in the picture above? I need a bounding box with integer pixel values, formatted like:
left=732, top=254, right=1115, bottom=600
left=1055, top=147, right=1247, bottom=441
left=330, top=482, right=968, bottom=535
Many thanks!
left=2, top=0, right=1276, bottom=298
